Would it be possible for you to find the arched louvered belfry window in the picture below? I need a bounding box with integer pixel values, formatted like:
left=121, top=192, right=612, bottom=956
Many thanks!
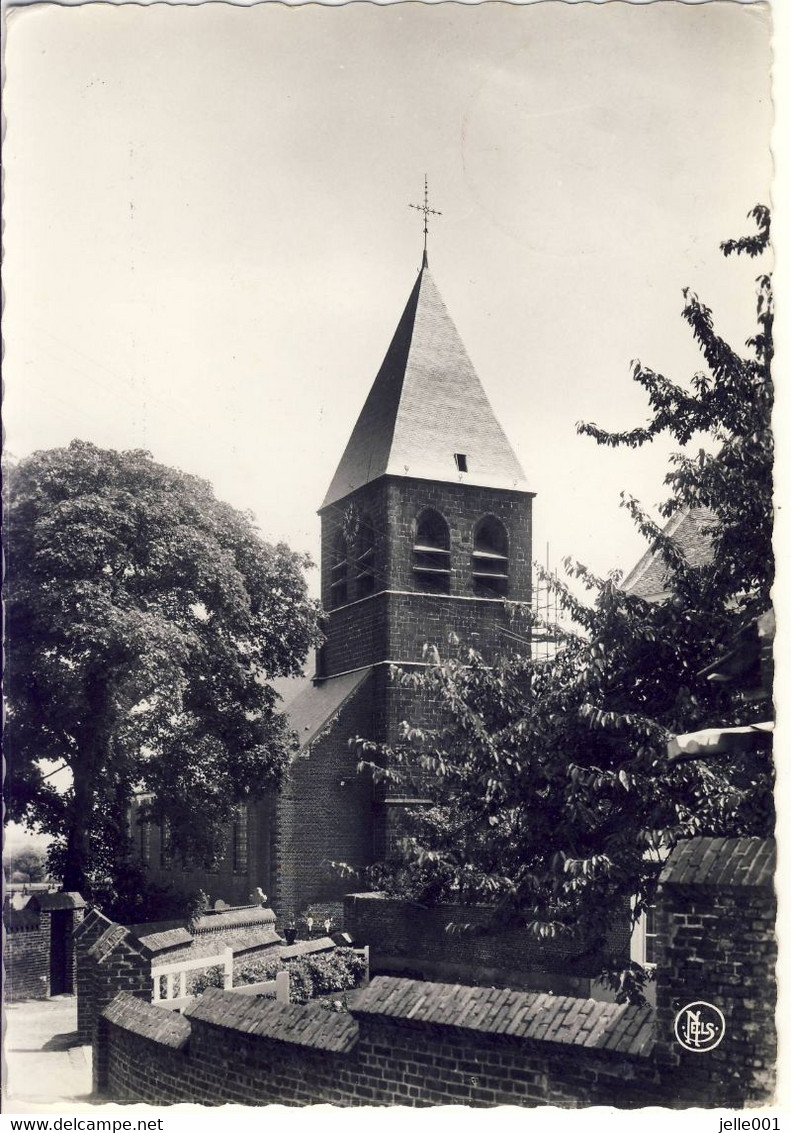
left=356, top=514, right=376, bottom=599
left=472, top=516, right=509, bottom=597
left=413, top=509, right=451, bottom=594
left=329, top=529, right=349, bottom=608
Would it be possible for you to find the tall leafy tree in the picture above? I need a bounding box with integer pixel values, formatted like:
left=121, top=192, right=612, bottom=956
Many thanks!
left=4, top=441, right=321, bottom=900
left=4, top=847, right=49, bottom=885
left=356, top=208, right=773, bottom=998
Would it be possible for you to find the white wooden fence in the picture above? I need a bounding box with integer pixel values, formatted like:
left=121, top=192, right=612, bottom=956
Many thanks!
left=355, top=945, right=370, bottom=986
left=152, top=941, right=369, bottom=1011
left=152, top=946, right=289, bottom=1011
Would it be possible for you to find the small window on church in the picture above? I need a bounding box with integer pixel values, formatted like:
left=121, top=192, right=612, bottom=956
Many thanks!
left=139, top=820, right=150, bottom=867
left=454, top=453, right=468, bottom=473
left=356, top=514, right=376, bottom=600
left=232, top=805, right=249, bottom=874
left=329, top=529, right=348, bottom=608
left=472, top=516, right=509, bottom=597
left=160, top=820, right=171, bottom=868
left=630, top=902, right=658, bottom=968
left=644, top=904, right=658, bottom=965
left=413, top=509, right=451, bottom=594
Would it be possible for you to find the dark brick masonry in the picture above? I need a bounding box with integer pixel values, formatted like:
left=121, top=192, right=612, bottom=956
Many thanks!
left=654, top=837, right=777, bottom=1107
left=95, top=836, right=777, bottom=1108
left=343, top=893, right=631, bottom=998
left=320, top=476, right=532, bottom=674
left=3, top=892, right=86, bottom=1002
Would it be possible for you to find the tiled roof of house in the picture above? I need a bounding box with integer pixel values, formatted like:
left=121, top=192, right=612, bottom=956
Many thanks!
left=322, top=264, right=529, bottom=509
left=660, top=836, right=775, bottom=889
left=283, top=668, right=371, bottom=752
left=350, top=977, right=655, bottom=1057
left=185, top=987, right=359, bottom=1053
left=622, top=507, right=716, bottom=601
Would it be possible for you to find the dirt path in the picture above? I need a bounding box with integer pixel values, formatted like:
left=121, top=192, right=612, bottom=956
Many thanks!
left=2, top=995, right=94, bottom=1111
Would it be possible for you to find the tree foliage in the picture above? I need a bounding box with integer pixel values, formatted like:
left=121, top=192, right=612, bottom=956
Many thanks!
left=4, top=441, right=321, bottom=900
left=355, top=208, right=774, bottom=1000
left=3, top=847, right=50, bottom=885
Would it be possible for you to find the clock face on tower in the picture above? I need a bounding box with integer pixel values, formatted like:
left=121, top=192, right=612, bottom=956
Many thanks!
left=340, top=503, right=360, bottom=545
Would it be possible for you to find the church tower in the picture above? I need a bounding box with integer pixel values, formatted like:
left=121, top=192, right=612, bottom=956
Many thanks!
left=319, top=258, right=532, bottom=673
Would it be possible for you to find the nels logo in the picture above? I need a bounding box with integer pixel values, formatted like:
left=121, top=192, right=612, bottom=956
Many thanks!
left=674, top=1001, right=726, bottom=1053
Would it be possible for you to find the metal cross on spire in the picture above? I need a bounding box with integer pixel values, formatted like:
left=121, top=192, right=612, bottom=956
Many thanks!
left=409, top=175, right=441, bottom=267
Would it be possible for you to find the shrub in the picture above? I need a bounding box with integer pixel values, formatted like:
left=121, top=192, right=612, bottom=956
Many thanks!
left=234, top=956, right=280, bottom=985
left=318, top=996, right=350, bottom=1013
left=232, top=946, right=366, bottom=1005
left=307, top=949, right=365, bottom=994
left=285, top=959, right=315, bottom=1004
left=187, top=965, right=223, bottom=995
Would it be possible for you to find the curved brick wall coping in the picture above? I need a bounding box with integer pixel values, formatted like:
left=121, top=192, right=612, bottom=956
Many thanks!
left=103, top=992, right=191, bottom=1050
left=660, top=836, right=775, bottom=889
left=351, top=977, right=656, bottom=1057
left=184, top=986, right=359, bottom=1053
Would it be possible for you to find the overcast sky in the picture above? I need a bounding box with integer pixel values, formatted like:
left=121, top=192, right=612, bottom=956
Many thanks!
left=4, top=0, right=772, bottom=596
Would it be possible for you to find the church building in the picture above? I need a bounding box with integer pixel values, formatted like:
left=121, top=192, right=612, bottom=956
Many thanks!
left=140, top=241, right=534, bottom=919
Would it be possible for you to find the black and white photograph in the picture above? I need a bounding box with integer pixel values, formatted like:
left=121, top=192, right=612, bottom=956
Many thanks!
left=1, top=0, right=781, bottom=1115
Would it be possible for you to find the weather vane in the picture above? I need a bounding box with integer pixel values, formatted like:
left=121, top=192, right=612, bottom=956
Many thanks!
left=410, top=175, right=441, bottom=265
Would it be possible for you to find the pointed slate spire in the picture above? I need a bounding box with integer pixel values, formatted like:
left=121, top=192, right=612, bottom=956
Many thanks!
left=321, top=263, right=530, bottom=510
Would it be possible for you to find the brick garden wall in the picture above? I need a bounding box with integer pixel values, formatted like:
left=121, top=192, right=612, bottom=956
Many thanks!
left=343, top=893, right=630, bottom=998
left=82, top=923, right=155, bottom=1075
left=75, top=904, right=283, bottom=1045
left=4, top=893, right=86, bottom=1002
left=3, top=915, right=51, bottom=1001
left=98, top=981, right=660, bottom=1108
left=94, top=837, right=777, bottom=1108
left=654, top=838, right=776, bottom=1107
left=75, top=909, right=117, bottom=1042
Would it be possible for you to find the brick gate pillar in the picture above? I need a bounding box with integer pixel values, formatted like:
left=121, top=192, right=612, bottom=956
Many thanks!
left=653, top=837, right=776, bottom=1106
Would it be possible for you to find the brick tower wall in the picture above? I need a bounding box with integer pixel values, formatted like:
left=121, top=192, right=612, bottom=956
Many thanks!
left=320, top=476, right=533, bottom=677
